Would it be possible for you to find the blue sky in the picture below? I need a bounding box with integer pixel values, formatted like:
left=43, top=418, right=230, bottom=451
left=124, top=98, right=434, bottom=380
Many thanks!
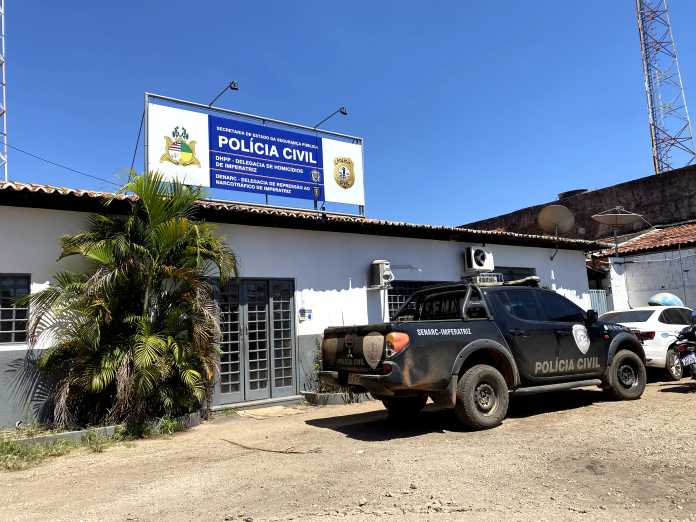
left=7, top=1, right=696, bottom=226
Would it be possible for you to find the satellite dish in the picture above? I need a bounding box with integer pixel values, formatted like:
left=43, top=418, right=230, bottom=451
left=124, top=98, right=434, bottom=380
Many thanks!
left=591, top=206, right=642, bottom=226
left=537, top=205, right=575, bottom=262
left=537, top=205, right=576, bottom=235
left=591, top=206, right=642, bottom=258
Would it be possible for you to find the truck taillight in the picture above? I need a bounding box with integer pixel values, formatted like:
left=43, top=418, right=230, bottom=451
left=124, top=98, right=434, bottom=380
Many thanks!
left=385, top=332, right=409, bottom=356
left=382, top=364, right=392, bottom=374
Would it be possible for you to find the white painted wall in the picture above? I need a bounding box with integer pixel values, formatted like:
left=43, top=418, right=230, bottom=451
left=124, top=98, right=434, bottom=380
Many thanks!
left=0, top=204, right=594, bottom=347
left=609, top=248, right=696, bottom=310
left=0, top=205, right=593, bottom=402
left=213, top=222, right=593, bottom=335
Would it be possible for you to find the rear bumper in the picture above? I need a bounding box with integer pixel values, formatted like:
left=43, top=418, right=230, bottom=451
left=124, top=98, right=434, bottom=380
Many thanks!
left=318, top=362, right=406, bottom=397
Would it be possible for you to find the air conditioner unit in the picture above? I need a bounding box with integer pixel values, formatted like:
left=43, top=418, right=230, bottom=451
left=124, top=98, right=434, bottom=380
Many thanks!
left=369, top=260, right=395, bottom=290
left=463, top=247, right=495, bottom=275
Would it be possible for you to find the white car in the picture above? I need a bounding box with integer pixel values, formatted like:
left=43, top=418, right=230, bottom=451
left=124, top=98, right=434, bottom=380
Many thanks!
left=599, top=306, right=693, bottom=381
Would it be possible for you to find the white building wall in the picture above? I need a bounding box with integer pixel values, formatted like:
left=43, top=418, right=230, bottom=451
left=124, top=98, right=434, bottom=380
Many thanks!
left=0, top=205, right=593, bottom=421
left=609, top=248, right=696, bottom=310
left=215, top=222, right=593, bottom=391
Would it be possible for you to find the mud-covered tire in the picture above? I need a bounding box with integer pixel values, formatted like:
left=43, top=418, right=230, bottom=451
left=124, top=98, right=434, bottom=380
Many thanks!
left=606, top=350, right=647, bottom=400
left=454, top=364, right=509, bottom=430
left=382, top=396, right=427, bottom=419
left=662, top=347, right=683, bottom=381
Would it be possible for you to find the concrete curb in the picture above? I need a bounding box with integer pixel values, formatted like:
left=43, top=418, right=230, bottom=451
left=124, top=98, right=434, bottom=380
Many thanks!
left=301, top=391, right=373, bottom=406
left=15, top=426, right=119, bottom=448
left=14, top=412, right=202, bottom=447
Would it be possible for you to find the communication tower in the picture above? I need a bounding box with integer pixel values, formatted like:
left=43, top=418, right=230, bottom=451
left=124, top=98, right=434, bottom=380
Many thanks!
left=635, top=0, right=696, bottom=174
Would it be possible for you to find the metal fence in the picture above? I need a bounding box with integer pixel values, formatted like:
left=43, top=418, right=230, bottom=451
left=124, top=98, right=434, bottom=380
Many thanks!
left=590, top=289, right=608, bottom=316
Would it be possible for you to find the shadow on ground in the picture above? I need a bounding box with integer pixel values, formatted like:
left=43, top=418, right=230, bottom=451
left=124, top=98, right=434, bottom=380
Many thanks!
left=658, top=381, right=696, bottom=394
left=305, top=388, right=606, bottom=441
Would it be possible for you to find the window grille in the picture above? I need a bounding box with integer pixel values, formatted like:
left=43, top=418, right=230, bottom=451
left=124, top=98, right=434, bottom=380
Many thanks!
left=494, top=266, right=536, bottom=282
left=0, top=275, right=30, bottom=343
left=388, top=281, right=446, bottom=319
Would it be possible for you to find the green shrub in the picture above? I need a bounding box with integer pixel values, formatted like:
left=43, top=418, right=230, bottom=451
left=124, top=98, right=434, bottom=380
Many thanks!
left=158, top=416, right=184, bottom=435
left=16, top=170, right=240, bottom=428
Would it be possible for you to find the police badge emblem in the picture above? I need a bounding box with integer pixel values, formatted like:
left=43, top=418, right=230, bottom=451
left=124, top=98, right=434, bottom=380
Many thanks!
left=572, top=325, right=591, bottom=354
left=310, top=169, right=321, bottom=182
left=333, top=156, right=355, bottom=189
left=159, top=126, right=201, bottom=168
left=362, top=332, right=384, bottom=369
left=312, top=185, right=322, bottom=199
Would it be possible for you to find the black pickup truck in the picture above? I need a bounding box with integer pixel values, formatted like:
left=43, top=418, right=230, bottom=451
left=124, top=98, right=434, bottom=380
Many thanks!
left=319, top=279, right=647, bottom=430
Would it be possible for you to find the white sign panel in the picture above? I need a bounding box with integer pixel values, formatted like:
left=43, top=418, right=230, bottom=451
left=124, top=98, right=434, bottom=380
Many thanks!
left=321, top=138, right=365, bottom=206
left=147, top=104, right=210, bottom=187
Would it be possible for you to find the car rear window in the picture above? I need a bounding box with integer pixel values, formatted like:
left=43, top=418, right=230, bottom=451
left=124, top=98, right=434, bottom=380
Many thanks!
left=678, top=308, right=694, bottom=324
left=659, top=308, right=690, bottom=325
left=599, top=310, right=654, bottom=323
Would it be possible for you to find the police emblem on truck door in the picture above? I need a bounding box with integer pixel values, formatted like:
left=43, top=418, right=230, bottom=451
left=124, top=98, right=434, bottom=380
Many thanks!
left=363, top=332, right=384, bottom=369
left=573, top=325, right=591, bottom=354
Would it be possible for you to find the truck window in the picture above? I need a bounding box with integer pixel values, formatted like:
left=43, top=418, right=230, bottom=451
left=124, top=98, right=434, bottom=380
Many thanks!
left=417, top=291, right=465, bottom=321
left=496, top=291, right=544, bottom=321
left=538, top=292, right=584, bottom=323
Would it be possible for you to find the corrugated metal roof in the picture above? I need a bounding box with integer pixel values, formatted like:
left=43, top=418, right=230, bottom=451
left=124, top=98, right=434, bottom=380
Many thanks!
left=0, top=181, right=609, bottom=250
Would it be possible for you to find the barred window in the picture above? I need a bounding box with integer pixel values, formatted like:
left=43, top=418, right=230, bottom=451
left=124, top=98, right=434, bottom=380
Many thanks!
left=0, top=275, right=30, bottom=344
left=495, top=266, right=536, bottom=282
left=388, top=281, right=447, bottom=319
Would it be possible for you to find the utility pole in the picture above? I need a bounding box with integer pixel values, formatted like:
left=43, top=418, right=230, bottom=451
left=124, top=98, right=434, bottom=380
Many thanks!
left=0, top=0, right=6, bottom=182
left=635, top=0, right=696, bottom=174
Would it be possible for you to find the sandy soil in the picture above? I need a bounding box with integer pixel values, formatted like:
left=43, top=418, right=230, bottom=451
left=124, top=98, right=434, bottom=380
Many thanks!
left=1, top=377, right=696, bottom=522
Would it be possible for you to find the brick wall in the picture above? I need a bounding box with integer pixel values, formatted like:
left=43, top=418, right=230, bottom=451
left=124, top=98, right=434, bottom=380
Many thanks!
left=609, top=247, right=696, bottom=309
left=463, top=165, right=696, bottom=241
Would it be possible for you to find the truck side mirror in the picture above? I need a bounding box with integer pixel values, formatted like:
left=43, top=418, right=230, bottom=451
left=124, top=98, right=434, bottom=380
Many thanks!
left=587, top=309, right=598, bottom=324
left=692, top=309, right=696, bottom=324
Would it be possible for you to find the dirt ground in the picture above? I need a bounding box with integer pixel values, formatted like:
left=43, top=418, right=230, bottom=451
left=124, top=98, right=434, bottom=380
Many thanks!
left=1, top=377, right=696, bottom=522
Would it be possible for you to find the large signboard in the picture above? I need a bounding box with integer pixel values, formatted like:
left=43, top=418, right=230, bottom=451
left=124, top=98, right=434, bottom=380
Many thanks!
left=146, top=102, right=364, bottom=206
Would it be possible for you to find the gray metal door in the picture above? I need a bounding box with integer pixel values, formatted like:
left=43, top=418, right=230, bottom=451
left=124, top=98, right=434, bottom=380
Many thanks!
left=243, top=281, right=271, bottom=401
left=589, top=290, right=608, bottom=316
left=216, top=281, right=243, bottom=405
left=270, top=281, right=295, bottom=398
left=215, top=280, right=295, bottom=405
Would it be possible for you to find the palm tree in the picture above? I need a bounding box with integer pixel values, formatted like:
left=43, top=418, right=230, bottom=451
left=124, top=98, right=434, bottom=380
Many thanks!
left=18, top=170, right=240, bottom=427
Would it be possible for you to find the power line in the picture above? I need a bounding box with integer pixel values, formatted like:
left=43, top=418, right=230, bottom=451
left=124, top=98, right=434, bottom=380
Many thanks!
left=0, top=140, right=119, bottom=186
left=131, top=110, right=144, bottom=170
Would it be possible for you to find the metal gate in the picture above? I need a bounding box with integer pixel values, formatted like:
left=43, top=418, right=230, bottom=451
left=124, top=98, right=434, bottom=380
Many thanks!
left=590, top=289, right=608, bottom=316
left=215, top=279, right=295, bottom=405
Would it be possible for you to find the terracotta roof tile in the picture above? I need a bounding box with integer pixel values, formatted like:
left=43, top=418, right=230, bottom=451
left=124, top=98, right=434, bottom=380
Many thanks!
left=0, top=181, right=608, bottom=250
left=613, top=223, right=696, bottom=255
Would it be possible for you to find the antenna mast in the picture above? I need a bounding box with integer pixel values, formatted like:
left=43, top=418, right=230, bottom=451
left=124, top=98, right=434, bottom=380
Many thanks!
left=636, top=0, right=696, bottom=174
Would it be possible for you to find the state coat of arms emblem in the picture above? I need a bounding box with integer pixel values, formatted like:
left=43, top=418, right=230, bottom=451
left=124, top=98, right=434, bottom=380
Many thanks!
left=333, top=156, right=355, bottom=189
left=159, top=126, right=201, bottom=168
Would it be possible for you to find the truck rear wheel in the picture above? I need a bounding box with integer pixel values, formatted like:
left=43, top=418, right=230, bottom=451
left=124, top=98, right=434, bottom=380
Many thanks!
left=382, top=396, right=427, bottom=419
left=454, top=364, right=509, bottom=430
left=606, top=350, right=647, bottom=400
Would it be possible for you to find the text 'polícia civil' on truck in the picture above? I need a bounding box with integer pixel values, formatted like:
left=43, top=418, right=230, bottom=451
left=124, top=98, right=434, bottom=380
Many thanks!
left=319, top=278, right=647, bottom=430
